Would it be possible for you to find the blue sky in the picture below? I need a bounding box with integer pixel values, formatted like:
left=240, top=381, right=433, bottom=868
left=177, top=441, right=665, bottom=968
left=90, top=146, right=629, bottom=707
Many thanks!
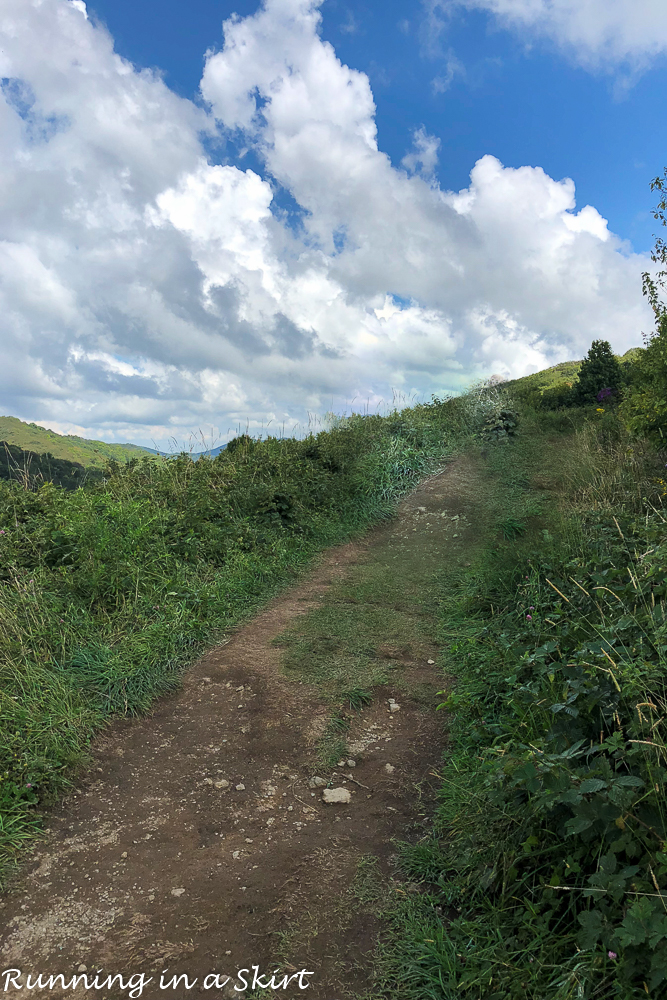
left=0, top=0, right=665, bottom=448
left=88, top=0, right=666, bottom=252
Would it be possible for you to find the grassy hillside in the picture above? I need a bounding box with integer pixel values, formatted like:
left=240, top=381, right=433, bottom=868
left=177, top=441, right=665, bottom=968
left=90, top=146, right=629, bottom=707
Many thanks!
left=0, top=416, right=155, bottom=468
left=505, top=358, right=582, bottom=394
left=504, top=348, right=642, bottom=400
left=0, top=442, right=102, bottom=490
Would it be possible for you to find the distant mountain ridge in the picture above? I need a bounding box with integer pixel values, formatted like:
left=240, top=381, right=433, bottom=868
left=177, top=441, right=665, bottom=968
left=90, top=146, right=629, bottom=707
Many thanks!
left=0, top=416, right=156, bottom=468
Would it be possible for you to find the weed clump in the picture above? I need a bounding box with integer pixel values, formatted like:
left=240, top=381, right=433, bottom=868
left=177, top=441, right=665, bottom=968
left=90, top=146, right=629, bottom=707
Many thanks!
left=481, top=408, right=519, bottom=442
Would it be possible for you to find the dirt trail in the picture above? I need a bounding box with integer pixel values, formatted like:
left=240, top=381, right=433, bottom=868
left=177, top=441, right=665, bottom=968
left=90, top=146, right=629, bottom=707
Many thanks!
left=0, top=457, right=484, bottom=999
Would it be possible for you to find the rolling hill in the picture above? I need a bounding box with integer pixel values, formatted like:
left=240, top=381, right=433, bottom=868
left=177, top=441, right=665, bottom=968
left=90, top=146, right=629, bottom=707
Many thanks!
left=503, top=347, right=641, bottom=397
left=0, top=416, right=156, bottom=468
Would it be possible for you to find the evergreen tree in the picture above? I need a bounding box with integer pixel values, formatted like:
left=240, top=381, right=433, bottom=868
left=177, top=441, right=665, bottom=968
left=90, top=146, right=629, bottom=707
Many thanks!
left=574, top=339, right=623, bottom=405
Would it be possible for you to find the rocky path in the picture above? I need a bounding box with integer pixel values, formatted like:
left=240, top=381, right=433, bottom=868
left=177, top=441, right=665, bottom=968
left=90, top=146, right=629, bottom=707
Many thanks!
left=0, top=457, right=484, bottom=1000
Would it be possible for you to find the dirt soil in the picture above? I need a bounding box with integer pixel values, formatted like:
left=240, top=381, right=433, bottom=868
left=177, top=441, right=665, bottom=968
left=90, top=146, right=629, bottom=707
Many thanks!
left=0, top=457, right=484, bottom=1000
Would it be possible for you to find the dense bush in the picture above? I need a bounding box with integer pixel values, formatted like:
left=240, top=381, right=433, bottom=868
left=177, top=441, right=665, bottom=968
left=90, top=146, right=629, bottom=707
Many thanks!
left=620, top=314, right=667, bottom=444
left=481, top=408, right=519, bottom=441
left=619, top=170, right=667, bottom=444
left=574, top=339, right=624, bottom=405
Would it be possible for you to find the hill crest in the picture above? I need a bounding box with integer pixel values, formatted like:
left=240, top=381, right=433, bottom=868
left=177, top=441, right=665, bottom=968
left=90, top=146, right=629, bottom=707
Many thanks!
left=0, top=416, right=155, bottom=468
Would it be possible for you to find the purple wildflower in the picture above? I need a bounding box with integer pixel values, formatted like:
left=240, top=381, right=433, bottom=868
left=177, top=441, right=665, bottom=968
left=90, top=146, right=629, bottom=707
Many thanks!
left=608, top=951, right=617, bottom=960
left=597, top=387, right=614, bottom=402
left=526, top=614, right=532, bottom=620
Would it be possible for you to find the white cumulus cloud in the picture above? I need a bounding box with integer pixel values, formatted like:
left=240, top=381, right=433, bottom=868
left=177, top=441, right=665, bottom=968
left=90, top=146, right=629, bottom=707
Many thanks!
left=0, top=0, right=653, bottom=447
left=433, top=0, right=667, bottom=69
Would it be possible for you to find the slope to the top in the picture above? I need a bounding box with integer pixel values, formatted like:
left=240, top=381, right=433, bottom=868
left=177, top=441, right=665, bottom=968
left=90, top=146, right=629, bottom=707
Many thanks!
left=0, top=416, right=156, bottom=468
left=503, top=347, right=641, bottom=396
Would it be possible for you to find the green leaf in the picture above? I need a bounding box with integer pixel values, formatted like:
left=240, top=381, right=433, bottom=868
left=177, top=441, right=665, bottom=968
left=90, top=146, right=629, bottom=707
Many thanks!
left=565, top=815, right=594, bottom=836
left=577, top=910, right=603, bottom=950
left=617, top=898, right=654, bottom=947
left=612, top=775, right=644, bottom=788
left=580, top=778, right=607, bottom=794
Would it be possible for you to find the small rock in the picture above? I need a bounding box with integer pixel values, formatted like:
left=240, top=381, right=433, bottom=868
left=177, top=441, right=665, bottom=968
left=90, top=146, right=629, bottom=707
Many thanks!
left=427, top=659, right=435, bottom=665
left=202, top=778, right=213, bottom=785
left=322, top=787, right=352, bottom=805
left=77, top=965, right=87, bottom=973
left=346, top=759, right=356, bottom=767
left=235, top=783, right=246, bottom=791
left=337, top=760, right=346, bottom=767
left=214, top=779, right=230, bottom=789
left=245, top=838, right=254, bottom=843
left=120, top=852, right=127, bottom=859
left=308, top=776, right=327, bottom=788
left=171, top=888, right=185, bottom=897
left=384, top=764, right=395, bottom=774
left=148, top=895, right=155, bottom=902
left=201, top=676, right=212, bottom=684
left=389, top=703, right=401, bottom=713
left=232, top=851, right=240, bottom=859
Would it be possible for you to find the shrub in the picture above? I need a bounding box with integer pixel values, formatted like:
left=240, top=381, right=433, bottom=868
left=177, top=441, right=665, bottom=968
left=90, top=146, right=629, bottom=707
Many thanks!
left=574, top=340, right=624, bottom=406
left=481, top=408, right=519, bottom=442
left=620, top=315, right=667, bottom=445
left=618, top=170, right=667, bottom=445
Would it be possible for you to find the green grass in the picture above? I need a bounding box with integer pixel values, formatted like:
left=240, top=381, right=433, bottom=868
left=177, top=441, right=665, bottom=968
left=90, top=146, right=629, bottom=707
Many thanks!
left=372, top=409, right=667, bottom=999
left=276, top=601, right=426, bottom=696
left=317, top=712, right=352, bottom=768
left=343, top=688, right=374, bottom=711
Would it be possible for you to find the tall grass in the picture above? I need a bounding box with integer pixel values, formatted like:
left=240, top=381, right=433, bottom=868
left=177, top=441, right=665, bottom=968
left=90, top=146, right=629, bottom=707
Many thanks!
left=378, top=407, right=667, bottom=998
